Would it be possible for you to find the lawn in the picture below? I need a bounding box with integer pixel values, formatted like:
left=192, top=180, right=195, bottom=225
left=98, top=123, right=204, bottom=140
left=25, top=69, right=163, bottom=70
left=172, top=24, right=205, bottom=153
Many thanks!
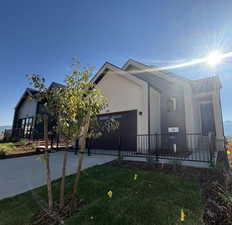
left=0, top=164, right=203, bottom=225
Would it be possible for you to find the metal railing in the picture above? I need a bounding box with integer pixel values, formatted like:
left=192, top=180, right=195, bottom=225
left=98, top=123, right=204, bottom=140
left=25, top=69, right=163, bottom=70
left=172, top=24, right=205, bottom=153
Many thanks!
left=87, top=133, right=220, bottom=163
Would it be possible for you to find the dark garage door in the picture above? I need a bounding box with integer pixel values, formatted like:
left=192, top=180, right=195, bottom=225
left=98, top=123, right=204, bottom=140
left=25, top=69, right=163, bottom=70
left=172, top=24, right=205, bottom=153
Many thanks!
left=90, top=110, right=137, bottom=151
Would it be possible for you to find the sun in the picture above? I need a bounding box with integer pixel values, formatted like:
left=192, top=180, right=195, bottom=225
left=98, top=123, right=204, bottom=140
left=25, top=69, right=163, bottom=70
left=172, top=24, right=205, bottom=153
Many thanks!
left=207, top=50, right=223, bottom=67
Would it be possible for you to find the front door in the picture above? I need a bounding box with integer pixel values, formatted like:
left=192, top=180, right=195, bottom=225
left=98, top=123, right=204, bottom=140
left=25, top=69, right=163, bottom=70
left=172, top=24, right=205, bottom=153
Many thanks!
left=200, top=102, right=216, bottom=136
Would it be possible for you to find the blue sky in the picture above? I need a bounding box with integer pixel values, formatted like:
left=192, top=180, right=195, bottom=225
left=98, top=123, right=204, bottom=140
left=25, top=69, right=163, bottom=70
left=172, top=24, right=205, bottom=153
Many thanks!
left=0, top=0, right=231, bottom=126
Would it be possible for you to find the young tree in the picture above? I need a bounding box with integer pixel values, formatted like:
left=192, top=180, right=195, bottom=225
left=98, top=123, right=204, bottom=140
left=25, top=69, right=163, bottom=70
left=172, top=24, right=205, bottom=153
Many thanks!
left=27, top=75, right=59, bottom=209
left=28, top=61, right=118, bottom=211
left=56, top=62, right=117, bottom=208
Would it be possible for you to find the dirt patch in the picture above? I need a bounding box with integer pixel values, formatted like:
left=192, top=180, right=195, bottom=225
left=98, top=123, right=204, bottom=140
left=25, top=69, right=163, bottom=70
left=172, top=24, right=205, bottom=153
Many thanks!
left=148, top=150, right=191, bottom=158
left=31, top=199, right=86, bottom=225
left=2, top=150, right=43, bottom=159
left=1, top=148, right=60, bottom=159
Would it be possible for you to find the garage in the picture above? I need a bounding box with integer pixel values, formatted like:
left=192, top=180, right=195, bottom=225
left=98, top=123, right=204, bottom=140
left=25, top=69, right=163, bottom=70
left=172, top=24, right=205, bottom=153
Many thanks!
left=90, top=110, right=137, bottom=151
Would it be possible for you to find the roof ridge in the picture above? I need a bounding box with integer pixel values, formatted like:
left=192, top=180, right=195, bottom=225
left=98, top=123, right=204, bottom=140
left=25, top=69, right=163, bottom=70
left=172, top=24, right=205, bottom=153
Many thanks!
left=122, top=58, right=189, bottom=82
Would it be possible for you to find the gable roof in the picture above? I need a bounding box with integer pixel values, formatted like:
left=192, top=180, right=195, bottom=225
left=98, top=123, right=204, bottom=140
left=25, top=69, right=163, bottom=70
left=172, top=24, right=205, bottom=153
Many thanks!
left=122, top=59, right=189, bottom=84
left=49, top=82, right=65, bottom=89
left=91, top=61, right=144, bottom=85
left=15, top=82, right=65, bottom=111
left=92, top=59, right=222, bottom=94
left=15, top=88, right=39, bottom=110
left=122, top=59, right=222, bottom=92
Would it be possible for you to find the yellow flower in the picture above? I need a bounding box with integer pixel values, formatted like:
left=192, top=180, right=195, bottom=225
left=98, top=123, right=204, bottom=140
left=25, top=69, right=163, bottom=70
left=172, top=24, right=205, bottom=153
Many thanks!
left=107, top=190, right=113, bottom=198
left=180, top=209, right=186, bottom=222
left=134, top=174, right=138, bottom=180
left=67, top=171, right=72, bottom=176
left=227, top=151, right=231, bottom=155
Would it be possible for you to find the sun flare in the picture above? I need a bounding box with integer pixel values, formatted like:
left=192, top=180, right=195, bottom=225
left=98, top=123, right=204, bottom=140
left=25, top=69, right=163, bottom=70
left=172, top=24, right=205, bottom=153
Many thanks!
left=206, top=50, right=223, bottom=67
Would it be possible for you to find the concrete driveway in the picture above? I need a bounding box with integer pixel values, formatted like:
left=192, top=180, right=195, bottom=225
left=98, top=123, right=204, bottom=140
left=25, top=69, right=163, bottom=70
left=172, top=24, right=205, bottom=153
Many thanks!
left=0, top=152, right=116, bottom=200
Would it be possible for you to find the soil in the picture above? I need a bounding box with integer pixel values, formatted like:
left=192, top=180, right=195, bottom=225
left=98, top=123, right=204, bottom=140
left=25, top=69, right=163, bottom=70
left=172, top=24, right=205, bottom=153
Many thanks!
left=2, top=150, right=43, bottom=159
left=152, top=150, right=192, bottom=157
left=1, top=148, right=61, bottom=159
left=31, top=199, right=86, bottom=225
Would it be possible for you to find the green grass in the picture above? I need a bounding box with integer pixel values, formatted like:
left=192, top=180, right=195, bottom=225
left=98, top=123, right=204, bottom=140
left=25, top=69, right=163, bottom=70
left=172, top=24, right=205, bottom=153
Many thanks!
left=0, top=142, right=16, bottom=152
left=0, top=165, right=203, bottom=225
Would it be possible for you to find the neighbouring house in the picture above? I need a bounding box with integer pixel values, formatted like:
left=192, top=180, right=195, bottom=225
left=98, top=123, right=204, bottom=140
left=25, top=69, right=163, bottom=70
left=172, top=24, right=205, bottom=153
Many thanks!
left=12, top=82, right=63, bottom=140
left=12, top=59, right=225, bottom=156
left=0, top=126, right=12, bottom=140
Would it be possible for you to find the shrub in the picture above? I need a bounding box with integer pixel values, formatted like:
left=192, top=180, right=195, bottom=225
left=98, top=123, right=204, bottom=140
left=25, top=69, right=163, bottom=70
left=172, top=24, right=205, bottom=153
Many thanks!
left=4, top=136, right=20, bottom=142
left=203, top=182, right=232, bottom=225
left=0, top=143, right=16, bottom=152
left=19, top=139, right=29, bottom=146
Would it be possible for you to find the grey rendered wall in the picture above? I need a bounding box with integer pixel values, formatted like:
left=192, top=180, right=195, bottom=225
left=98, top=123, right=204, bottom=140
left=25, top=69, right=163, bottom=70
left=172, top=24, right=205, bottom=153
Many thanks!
left=149, top=86, right=161, bottom=134
left=127, top=65, right=187, bottom=151
left=127, top=67, right=186, bottom=135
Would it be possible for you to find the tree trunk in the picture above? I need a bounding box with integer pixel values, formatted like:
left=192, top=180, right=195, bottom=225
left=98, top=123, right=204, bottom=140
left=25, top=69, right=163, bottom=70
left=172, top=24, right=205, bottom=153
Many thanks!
left=59, top=141, right=69, bottom=209
left=72, top=137, right=85, bottom=197
left=71, top=112, right=91, bottom=203
left=44, top=114, right=53, bottom=209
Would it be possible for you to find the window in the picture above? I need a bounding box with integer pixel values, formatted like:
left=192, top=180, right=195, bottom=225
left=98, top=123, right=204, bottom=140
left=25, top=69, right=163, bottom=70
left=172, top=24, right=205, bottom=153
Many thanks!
left=167, top=97, right=177, bottom=112
left=17, top=117, right=33, bottom=138
left=24, top=118, right=33, bottom=137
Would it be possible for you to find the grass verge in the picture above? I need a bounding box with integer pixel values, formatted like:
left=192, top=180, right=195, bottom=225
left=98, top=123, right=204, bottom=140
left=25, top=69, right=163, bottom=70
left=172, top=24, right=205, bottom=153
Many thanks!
left=0, top=164, right=203, bottom=225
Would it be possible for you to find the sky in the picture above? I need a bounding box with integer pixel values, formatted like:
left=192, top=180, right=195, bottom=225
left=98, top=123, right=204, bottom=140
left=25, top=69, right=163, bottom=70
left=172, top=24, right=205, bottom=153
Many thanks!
left=0, top=0, right=231, bottom=126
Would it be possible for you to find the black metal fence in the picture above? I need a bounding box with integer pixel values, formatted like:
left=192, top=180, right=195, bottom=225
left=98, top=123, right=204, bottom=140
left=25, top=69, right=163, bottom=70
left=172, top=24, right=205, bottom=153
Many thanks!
left=87, top=133, right=221, bottom=164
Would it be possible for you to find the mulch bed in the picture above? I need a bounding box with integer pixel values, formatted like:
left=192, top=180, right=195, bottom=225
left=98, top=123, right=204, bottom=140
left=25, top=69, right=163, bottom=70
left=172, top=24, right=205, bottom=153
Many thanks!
left=1, top=149, right=61, bottom=160
left=152, top=150, right=192, bottom=158
left=135, top=150, right=192, bottom=158
left=31, top=199, right=86, bottom=225
left=106, top=159, right=232, bottom=225
left=3, top=150, right=43, bottom=159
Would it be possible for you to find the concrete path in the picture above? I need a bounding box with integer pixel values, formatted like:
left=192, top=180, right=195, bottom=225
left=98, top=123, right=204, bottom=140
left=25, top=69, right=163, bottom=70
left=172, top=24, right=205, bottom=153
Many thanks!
left=0, top=152, right=116, bottom=200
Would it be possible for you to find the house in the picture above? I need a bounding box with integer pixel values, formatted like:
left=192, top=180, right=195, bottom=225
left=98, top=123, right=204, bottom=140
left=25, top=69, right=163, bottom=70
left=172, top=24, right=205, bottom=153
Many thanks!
left=12, top=82, right=62, bottom=140
left=90, top=59, right=224, bottom=153
left=12, top=59, right=224, bottom=155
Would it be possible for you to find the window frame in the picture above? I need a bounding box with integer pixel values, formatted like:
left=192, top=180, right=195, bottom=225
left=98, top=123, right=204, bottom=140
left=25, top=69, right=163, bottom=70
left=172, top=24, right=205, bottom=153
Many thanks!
left=167, top=97, right=177, bottom=112
left=18, top=116, right=34, bottom=138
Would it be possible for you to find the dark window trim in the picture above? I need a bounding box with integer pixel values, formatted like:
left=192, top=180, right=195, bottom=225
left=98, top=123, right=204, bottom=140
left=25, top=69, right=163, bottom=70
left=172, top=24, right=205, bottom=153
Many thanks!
left=17, top=116, right=34, bottom=138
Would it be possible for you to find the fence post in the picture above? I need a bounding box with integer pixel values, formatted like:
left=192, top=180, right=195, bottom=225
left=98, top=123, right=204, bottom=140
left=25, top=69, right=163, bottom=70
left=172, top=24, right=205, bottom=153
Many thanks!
left=155, top=134, right=159, bottom=162
left=74, top=139, right=78, bottom=155
left=56, top=134, right=59, bottom=151
left=208, top=132, right=215, bottom=167
left=118, top=135, right=122, bottom=160
left=87, top=138, right=91, bottom=156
